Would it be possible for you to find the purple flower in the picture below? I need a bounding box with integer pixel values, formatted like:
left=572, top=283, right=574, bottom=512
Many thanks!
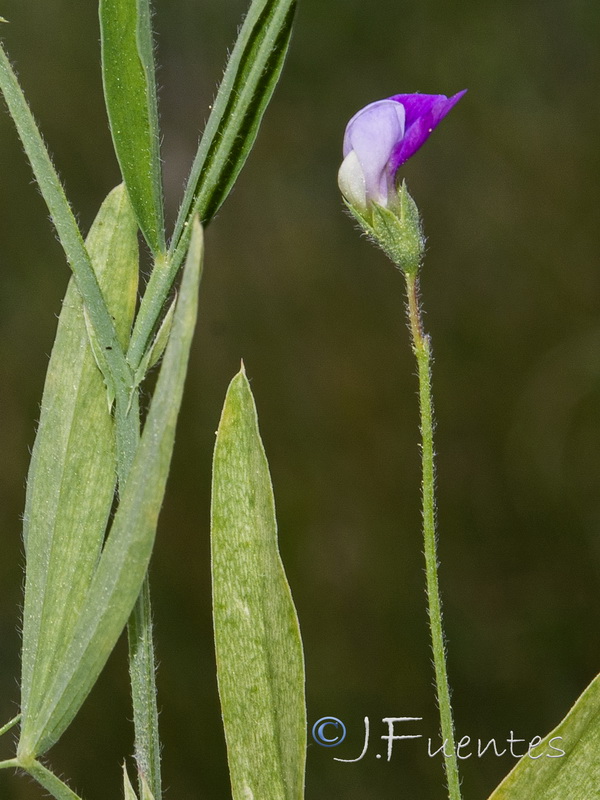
left=338, top=91, right=466, bottom=212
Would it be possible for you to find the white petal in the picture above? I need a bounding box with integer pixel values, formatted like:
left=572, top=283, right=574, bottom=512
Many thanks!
left=338, top=150, right=367, bottom=211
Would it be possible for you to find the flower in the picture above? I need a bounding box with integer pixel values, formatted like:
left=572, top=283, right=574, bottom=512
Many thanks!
left=338, top=91, right=466, bottom=212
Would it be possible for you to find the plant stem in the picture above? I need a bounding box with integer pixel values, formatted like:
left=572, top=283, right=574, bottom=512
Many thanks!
left=114, top=387, right=162, bottom=800
left=128, top=576, right=161, bottom=799
left=0, top=715, right=20, bottom=738
left=405, top=272, right=462, bottom=800
left=128, top=250, right=179, bottom=373
left=0, top=43, right=132, bottom=395
left=114, top=389, right=141, bottom=484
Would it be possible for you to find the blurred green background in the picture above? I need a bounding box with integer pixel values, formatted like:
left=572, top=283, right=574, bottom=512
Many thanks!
left=1, top=1, right=600, bottom=798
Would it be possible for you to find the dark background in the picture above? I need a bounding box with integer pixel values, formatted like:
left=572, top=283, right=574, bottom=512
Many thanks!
left=1, top=1, right=599, bottom=798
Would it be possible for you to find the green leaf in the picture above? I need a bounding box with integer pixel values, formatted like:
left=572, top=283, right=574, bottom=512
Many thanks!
left=211, top=366, right=306, bottom=800
left=100, top=0, right=165, bottom=254
left=0, top=42, right=132, bottom=391
left=20, top=185, right=138, bottom=741
left=128, top=0, right=297, bottom=376
left=171, top=0, right=297, bottom=251
left=25, top=761, right=83, bottom=800
left=487, top=673, right=600, bottom=799
left=17, top=219, right=202, bottom=761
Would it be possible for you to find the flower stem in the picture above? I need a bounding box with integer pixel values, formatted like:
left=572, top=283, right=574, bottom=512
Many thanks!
left=405, top=272, right=462, bottom=800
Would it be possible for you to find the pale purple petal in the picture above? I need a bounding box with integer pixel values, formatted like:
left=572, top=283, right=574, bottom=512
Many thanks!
left=343, top=100, right=405, bottom=203
left=388, top=90, right=467, bottom=172
left=343, top=99, right=405, bottom=156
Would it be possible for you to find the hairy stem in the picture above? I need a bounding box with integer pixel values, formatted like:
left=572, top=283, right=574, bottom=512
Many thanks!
left=0, top=43, right=132, bottom=395
left=405, top=272, right=462, bottom=800
left=127, top=578, right=161, bottom=797
left=0, top=715, right=20, bottom=738
left=128, top=250, right=178, bottom=373
left=114, top=386, right=162, bottom=800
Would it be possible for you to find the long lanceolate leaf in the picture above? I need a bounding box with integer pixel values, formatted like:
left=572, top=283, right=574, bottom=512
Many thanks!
left=20, top=185, right=138, bottom=736
left=0, top=41, right=132, bottom=393
left=18, top=220, right=203, bottom=762
left=172, top=0, right=297, bottom=247
left=127, top=0, right=297, bottom=370
left=100, top=0, right=166, bottom=255
left=212, top=368, right=306, bottom=800
left=487, top=673, right=600, bottom=800
left=25, top=762, right=84, bottom=800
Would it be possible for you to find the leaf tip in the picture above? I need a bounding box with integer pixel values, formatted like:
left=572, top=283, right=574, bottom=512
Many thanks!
left=122, top=763, right=137, bottom=800
left=232, top=361, right=252, bottom=398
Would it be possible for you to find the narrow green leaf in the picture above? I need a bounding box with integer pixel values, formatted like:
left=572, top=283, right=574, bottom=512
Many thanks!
left=487, top=673, right=600, bottom=799
left=129, top=0, right=296, bottom=374
left=211, top=366, right=306, bottom=800
left=20, top=185, right=138, bottom=739
left=100, top=0, right=165, bottom=254
left=128, top=0, right=296, bottom=380
left=0, top=42, right=132, bottom=390
left=171, top=0, right=297, bottom=250
left=18, top=220, right=202, bottom=760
